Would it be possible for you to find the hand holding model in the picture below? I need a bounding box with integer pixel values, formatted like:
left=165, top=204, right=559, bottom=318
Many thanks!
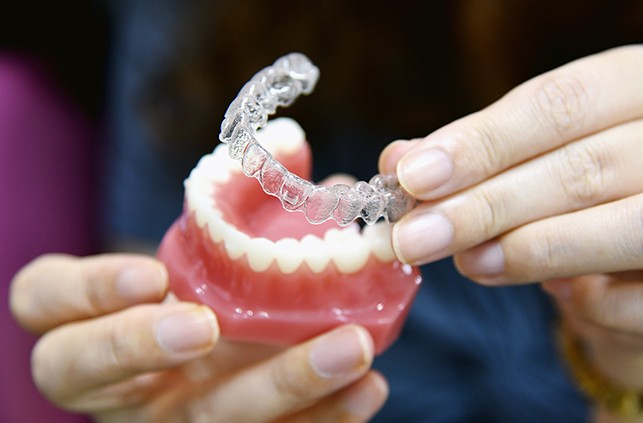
left=10, top=254, right=386, bottom=422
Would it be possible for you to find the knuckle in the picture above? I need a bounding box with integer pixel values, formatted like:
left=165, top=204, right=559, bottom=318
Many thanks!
left=270, top=353, right=318, bottom=404
left=557, top=143, right=607, bottom=207
left=105, top=317, right=135, bottom=375
left=533, top=72, right=592, bottom=135
left=469, top=188, right=507, bottom=239
left=461, top=116, right=510, bottom=176
left=83, top=272, right=110, bottom=315
left=586, top=197, right=643, bottom=272
left=522, top=229, right=561, bottom=279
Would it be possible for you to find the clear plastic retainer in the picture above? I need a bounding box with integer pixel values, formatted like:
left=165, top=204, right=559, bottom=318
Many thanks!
left=219, top=53, right=416, bottom=226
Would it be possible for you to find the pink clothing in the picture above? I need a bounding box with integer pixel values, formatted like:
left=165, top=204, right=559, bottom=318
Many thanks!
left=0, top=55, right=94, bottom=422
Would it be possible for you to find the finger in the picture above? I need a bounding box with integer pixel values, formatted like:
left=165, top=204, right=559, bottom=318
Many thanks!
left=186, top=324, right=374, bottom=423
left=544, top=272, right=643, bottom=337
left=378, top=139, right=420, bottom=174
left=280, top=371, right=388, bottom=423
left=454, top=193, right=643, bottom=284
left=10, top=253, right=168, bottom=333
left=32, top=302, right=218, bottom=410
left=544, top=273, right=643, bottom=390
left=392, top=118, right=643, bottom=265
left=395, top=45, right=643, bottom=200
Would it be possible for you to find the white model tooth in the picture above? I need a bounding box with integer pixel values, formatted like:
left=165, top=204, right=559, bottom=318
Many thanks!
left=206, top=211, right=225, bottom=243
left=185, top=176, right=212, bottom=229
left=256, top=117, right=304, bottom=156
left=362, top=222, right=395, bottom=262
left=343, top=222, right=361, bottom=234
left=222, top=225, right=250, bottom=260
left=324, top=228, right=370, bottom=274
left=214, top=150, right=242, bottom=183
left=246, top=237, right=277, bottom=272
left=212, top=142, right=230, bottom=161
left=300, top=234, right=331, bottom=273
left=199, top=143, right=242, bottom=182
left=200, top=148, right=226, bottom=183
left=274, top=237, right=304, bottom=274
left=193, top=194, right=211, bottom=228
left=184, top=179, right=198, bottom=215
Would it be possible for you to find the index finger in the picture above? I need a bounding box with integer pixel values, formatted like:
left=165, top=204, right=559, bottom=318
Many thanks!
left=389, top=45, right=643, bottom=200
left=10, top=254, right=168, bottom=333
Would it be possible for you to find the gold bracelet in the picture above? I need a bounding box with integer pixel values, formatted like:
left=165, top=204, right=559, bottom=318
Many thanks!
left=559, top=323, right=643, bottom=419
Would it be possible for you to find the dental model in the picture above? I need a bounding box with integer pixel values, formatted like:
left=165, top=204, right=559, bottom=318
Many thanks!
left=219, top=52, right=416, bottom=225
left=158, top=54, right=421, bottom=353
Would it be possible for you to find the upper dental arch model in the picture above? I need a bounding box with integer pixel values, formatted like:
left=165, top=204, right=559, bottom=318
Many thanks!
left=219, top=53, right=416, bottom=226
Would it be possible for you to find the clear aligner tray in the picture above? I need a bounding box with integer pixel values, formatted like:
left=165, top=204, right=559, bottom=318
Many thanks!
left=219, top=53, right=415, bottom=226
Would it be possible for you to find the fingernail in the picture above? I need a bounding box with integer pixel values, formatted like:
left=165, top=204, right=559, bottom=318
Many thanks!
left=457, top=241, right=505, bottom=281
left=155, top=305, right=218, bottom=354
left=344, top=373, right=388, bottom=417
left=310, top=326, right=373, bottom=378
left=117, top=263, right=168, bottom=303
left=393, top=212, right=453, bottom=264
left=398, top=148, right=452, bottom=196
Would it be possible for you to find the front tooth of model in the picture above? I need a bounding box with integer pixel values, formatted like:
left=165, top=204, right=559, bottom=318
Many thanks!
left=198, top=144, right=238, bottom=184
left=300, top=234, right=332, bottom=273
left=362, top=223, right=395, bottom=262
left=274, top=238, right=305, bottom=274
left=217, top=146, right=243, bottom=179
left=246, top=237, right=277, bottom=272
left=324, top=228, right=370, bottom=274
left=206, top=211, right=226, bottom=243
left=185, top=166, right=215, bottom=230
left=192, top=189, right=212, bottom=228
left=222, top=225, right=251, bottom=260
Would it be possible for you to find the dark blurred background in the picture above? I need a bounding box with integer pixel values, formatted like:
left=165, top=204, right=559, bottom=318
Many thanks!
left=1, top=1, right=642, bottom=422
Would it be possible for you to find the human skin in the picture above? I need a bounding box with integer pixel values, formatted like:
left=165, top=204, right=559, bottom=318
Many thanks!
left=543, top=272, right=643, bottom=423
left=9, top=254, right=387, bottom=422
left=380, top=45, right=643, bottom=422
